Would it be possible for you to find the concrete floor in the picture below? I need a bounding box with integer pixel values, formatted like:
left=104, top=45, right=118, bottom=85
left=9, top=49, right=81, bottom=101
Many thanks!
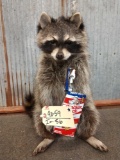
left=0, top=108, right=120, bottom=160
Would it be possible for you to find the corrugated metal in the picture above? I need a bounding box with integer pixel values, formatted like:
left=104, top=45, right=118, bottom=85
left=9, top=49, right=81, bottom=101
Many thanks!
left=0, top=0, right=120, bottom=106
left=0, top=20, right=6, bottom=106
left=64, top=0, right=120, bottom=99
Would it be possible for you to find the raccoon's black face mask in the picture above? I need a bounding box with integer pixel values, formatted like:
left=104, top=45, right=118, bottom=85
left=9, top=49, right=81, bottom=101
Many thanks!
left=37, top=12, right=86, bottom=61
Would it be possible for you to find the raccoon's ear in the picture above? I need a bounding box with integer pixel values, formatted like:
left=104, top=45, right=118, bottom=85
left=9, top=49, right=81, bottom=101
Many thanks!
left=70, top=12, right=82, bottom=28
left=39, top=12, right=51, bottom=29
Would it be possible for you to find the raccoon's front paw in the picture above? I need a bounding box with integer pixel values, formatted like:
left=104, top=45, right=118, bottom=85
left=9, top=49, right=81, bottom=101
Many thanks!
left=46, top=125, right=53, bottom=132
left=32, top=138, right=54, bottom=156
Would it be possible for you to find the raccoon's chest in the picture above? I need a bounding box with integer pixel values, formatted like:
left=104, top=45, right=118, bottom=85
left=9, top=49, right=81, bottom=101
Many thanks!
left=43, top=67, right=66, bottom=85
left=42, top=67, right=67, bottom=105
left=53, top=70, right=66, bottom=105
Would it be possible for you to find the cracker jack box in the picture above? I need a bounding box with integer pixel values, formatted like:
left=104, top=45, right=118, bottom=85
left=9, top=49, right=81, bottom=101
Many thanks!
left=40, top=68, right=86, bottom=137
left=53, top=92, right=86, bottom=137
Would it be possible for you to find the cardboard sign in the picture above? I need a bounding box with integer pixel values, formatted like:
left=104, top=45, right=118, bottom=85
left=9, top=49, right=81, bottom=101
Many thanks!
left=40, top=106, right=75, bottom=128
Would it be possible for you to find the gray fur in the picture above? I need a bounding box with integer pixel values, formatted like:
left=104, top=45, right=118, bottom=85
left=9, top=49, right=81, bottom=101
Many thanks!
left=25, top=12, right=108, bottom=155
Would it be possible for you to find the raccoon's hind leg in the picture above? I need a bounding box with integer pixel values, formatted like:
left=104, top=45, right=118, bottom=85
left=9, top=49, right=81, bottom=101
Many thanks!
left=33, top=105, right=55, bottom=139
left=33, top=138, right=54, bottom=156
left=33, top=105, right=55, bottom=155
left=76, top=100, right=108, bottom=152
left=86, top=136, right=108, bottom=151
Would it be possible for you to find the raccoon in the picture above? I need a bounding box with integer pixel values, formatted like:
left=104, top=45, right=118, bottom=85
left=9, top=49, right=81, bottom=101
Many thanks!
left=24, top=12, right=108, bottom=155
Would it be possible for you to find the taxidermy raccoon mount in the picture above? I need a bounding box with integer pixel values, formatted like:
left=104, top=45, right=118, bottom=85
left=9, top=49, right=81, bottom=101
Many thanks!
left=24, top=12, right=108, bottom=155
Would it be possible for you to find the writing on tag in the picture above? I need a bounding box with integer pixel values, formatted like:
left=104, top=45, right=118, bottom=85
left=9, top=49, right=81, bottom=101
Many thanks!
left=40, top=106, right=75, bottom=128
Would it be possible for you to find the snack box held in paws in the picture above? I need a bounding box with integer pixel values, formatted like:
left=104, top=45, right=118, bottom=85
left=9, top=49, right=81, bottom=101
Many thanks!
left=53, top=91, right=86, bottom=137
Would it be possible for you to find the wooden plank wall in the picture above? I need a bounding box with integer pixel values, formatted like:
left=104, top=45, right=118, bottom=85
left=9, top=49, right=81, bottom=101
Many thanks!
left=0, top=0, right=120, bottom=107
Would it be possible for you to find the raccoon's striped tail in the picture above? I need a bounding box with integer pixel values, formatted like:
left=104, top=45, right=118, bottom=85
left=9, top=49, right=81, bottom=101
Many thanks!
left=23, top=93, right=35, bottom=118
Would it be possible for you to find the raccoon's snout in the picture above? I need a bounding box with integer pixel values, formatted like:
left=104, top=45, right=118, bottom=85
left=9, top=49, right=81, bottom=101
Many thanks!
left=51, top=48, right=71, bottom=61
left=56, top=53, right=64, bottom=60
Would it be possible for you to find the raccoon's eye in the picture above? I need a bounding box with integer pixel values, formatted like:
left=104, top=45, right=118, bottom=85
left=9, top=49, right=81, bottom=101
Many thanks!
left=41, top=40, right=58, bottom=53
left=65, top=40, right=74, bottom=46
left=47, top=40, right=57, bottom=46
left=64, top=40, right=81, bottom=53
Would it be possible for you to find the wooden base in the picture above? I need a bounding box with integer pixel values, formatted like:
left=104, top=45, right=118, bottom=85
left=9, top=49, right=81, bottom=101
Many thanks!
left=94, top=99, right=120, bottom=107
left=0, top=106, right=25, bottom=114
left=0, top=99, right=120, bottom=114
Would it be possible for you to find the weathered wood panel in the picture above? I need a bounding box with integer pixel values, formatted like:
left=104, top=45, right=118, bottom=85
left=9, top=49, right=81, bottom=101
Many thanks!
left=0, top=0, right=120, bottom=107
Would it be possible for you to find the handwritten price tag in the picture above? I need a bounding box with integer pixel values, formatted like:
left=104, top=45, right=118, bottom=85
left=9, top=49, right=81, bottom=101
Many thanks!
left=40, top=106, right=75, bottom=128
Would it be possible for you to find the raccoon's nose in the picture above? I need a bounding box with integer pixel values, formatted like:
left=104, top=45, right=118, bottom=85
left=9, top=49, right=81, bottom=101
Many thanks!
left=56, top=53, right=64, bottom=60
